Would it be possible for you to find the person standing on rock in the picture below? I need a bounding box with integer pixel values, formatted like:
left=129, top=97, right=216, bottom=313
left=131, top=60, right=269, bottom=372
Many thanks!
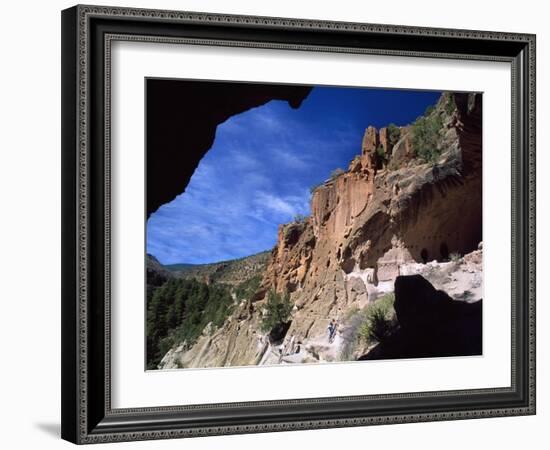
left=328, top=319, right=336, bottom=343
left=332, top=320, right=339, bottom=343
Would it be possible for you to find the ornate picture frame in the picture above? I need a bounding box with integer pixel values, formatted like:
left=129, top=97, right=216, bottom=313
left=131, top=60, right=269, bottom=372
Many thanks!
left=61, top=4, right=536, bottom=444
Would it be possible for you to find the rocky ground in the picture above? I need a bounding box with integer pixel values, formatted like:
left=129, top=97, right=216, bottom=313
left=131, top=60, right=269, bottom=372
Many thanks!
left=267, top=247, right=483, bottom=366
left=154, top=92, right=484, bottom=370
left=158, top=247, right=483, bottom=369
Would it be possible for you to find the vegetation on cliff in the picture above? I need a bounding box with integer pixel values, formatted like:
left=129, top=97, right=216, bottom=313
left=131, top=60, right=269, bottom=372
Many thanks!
left=411, top=110, right=444, bottom=163
left=410, top=93, right=457, bottom=164
left=150, top=92, right=482, bottom=369
left=359, top=293, right=397, bottom=343
left=234, top=274, right=262, bottom=301
left=146, top=250, right=270, bottom=369
left=339, top=293, right=397, bottom=361
left=146, top=278, right=234, bottom=369
left=387, top=123, right=401, bottom=147
left=260, top=289, right=293, bottom=333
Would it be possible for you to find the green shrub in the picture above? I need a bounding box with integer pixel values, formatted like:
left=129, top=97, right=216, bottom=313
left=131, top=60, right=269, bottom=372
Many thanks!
left=449, top=252, right=461, bottom=262
left=260, top=289, right=293, bottom=332
left=387, top=123, right=401, bottom=147
left=338, top=307, right=367, bottom=361
left=445, top=94, right=457, bottom=115
left=359, top=293, right=397, bottom=344
left=411, top=113, right=444, bottom=164
left=293, top=213, right=308, bottom=223
left=376, top=145, right=387, bottom=167
left=234, top=274, right=262, bottom=302
left=344, top=305, right=360, bottom=320
left=424, top=105, right=435, bottom=116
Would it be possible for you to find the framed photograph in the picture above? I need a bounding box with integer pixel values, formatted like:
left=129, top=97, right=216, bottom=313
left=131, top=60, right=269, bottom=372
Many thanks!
left=61, top=5, right=536, bottom=444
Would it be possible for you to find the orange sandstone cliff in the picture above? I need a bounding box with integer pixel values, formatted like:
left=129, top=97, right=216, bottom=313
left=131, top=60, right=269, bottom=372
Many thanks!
left=158, top=92, right=482, bottom=369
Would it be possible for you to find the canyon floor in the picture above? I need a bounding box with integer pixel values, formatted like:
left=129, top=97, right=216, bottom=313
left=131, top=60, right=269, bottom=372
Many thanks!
left=157, top=246, right=482, bottom=369
left=148, top=92, right=484, bottom=370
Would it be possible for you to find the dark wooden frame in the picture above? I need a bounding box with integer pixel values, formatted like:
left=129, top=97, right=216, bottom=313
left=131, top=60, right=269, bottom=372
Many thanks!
left=61, top=4, right=536, bottom=444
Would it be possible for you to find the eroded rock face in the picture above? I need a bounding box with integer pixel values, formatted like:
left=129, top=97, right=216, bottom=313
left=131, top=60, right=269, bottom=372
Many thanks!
left=265, top=92, right=481, bottom=355
left=379, top=127, right=389, bottom=156
left=160, top=306, right=269, bottom=369
left=376, top=241, right=414, bottom=282
left=391, top=131, right=413, bottom=164
left=158, top=92, right=483, bottom=369
left=362, top=125, right=379, bottom=156
left=158, top=247, right=484, bottom=369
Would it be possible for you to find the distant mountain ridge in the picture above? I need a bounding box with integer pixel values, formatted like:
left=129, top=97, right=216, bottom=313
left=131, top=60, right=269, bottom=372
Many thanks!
left=156, top=92, right=484, bottom=369
left=146, top=251, right=271, bottom=368
left=164, top=263, right=196, bottom=272
left=153, top=251, right=270, bottom=287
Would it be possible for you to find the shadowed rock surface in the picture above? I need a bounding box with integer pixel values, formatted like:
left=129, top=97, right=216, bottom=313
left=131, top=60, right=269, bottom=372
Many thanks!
left=359, top=274, right=482, bottom=360
left=153, top=92, right=484, bottom=369
left=146, top=79, right=312, bottom=217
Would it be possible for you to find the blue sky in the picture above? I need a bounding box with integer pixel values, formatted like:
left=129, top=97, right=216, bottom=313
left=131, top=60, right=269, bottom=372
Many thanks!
left=147, top=86, right=441, bottom=265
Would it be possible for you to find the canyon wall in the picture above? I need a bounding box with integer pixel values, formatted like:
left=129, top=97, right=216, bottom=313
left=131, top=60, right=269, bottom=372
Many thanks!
left=158, top=92, right=483, bottom=369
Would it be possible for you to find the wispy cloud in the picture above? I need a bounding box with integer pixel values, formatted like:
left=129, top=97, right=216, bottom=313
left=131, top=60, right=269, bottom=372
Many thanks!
left=147, top=86, right=441, bottom=264
left=147, top=98, right=355, bottom=264
left=254, top=191, right=309, bottom=219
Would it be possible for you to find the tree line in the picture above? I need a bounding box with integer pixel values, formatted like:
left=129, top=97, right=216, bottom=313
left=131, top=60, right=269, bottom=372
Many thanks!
left=146, top=278, right=234, bottom=369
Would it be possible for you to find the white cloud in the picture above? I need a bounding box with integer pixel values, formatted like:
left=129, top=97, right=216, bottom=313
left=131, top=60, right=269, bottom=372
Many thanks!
left=254, top=191, right=309, bottom=219
left=274, top=148, right=309, bottom=169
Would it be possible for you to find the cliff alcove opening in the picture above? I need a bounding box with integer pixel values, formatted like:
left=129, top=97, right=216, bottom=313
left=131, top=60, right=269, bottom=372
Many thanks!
left=421, top=248, right=429, bottom=263
left=440, top=242, right=449, bottom=260
left=146, top=86, right=483, bottom=370
left=268, top=321, right=292, bottom=345
left=146, top=79, right=313, bottom=219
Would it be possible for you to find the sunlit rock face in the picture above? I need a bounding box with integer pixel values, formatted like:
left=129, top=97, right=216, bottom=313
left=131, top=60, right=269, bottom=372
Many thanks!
left=157, top=92, right=483, bottom=369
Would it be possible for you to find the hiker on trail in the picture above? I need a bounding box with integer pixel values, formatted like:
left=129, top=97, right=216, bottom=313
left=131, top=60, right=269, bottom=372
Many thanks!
left=288, top=334, right=296, bottom=354
left=294, top=337, right=302, bottom=354
left=328, top=319, right=336, bottom=343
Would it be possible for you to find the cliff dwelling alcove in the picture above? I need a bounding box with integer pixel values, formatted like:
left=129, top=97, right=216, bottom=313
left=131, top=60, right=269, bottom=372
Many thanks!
left=421, top=248, right=429, bottom=263
left=440, top=242, right=449, bottom=260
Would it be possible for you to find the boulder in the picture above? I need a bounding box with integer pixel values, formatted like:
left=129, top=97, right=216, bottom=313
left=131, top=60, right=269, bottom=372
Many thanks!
left=359, top=275, right=482, bottom=360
